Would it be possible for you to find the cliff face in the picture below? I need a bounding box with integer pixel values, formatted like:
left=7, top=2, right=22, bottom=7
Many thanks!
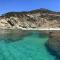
left=0, top=8, right=60, bottom=29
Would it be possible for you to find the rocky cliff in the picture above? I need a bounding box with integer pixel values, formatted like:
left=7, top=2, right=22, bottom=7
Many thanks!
left=0, top=8, right=60, bottom=29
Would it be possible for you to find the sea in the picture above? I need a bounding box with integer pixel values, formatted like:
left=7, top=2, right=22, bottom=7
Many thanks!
left=0, top=30, right=55, bottom=60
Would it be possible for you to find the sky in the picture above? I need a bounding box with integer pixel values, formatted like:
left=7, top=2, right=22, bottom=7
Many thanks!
left=0, top=0, right=60, bottom=15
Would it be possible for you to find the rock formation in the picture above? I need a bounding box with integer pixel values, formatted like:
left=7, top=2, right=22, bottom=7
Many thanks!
left=0, top=8, right=60, bottom=29
left=45, top=31, right=60, bottom=60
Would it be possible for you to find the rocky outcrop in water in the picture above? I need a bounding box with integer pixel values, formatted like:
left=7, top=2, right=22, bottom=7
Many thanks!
left=0, top=8, right=60, bottom=29
left=45, top=31, right=60, bottom=60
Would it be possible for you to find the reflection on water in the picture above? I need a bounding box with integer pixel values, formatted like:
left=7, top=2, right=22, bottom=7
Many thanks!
left=0, top=30, right=55, bottom=60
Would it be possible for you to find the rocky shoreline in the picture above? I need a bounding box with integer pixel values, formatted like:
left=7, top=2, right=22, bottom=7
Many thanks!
left=0, top=8, right=60, bottom=29
left=0, top=8, right=60, bottom=60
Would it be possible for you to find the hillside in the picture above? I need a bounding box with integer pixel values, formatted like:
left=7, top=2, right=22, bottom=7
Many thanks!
left=0, top=8, right=60, bottom=29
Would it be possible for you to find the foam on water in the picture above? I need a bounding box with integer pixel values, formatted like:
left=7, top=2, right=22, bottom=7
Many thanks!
left=0, top=31, right=55, bottom=60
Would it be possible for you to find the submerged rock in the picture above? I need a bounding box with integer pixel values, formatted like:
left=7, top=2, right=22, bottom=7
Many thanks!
left=45, top=31, right=60, bottom=60
left=0, top=30, right=32, bottom=43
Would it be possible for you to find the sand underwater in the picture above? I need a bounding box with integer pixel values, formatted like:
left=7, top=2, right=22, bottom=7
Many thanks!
left=0, top=30, right=55, bottom=60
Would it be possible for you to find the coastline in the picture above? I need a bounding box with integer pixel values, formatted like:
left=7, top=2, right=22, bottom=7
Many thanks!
left=0, top=27, right=60, bottom=30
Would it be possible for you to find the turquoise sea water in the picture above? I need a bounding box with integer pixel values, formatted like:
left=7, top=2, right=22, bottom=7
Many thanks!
left=0, top=31, right=55, bottom=60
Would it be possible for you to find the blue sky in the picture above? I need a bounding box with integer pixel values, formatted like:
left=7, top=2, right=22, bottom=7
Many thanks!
left=0, top=0, right=60, bottom=15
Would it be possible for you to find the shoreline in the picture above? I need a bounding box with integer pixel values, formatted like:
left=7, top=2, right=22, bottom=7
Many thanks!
left=0, top=28, right=60, bottom=30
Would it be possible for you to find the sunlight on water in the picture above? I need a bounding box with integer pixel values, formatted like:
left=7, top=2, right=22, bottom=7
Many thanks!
left=0, top=30, right=55, bottom=60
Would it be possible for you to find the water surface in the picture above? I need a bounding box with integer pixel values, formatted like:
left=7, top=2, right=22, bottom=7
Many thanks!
left=0, top=30, right=55, bottom=60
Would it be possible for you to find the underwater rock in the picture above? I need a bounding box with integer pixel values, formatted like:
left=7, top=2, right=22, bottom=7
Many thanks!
left=45, top=31, right=60, bottom=58
left=0, top=30, right=32, bottom=43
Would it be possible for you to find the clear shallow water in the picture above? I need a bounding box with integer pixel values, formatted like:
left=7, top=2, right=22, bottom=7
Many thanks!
left=0, top=31, right=55, bottom=60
